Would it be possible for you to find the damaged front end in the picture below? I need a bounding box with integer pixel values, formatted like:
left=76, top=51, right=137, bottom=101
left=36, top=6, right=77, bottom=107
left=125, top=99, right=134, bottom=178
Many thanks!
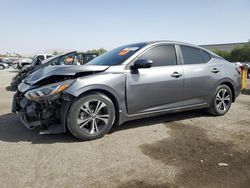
left=12, top=80, right=75, bottom=134
left=12, top=65, right=109, bottom=134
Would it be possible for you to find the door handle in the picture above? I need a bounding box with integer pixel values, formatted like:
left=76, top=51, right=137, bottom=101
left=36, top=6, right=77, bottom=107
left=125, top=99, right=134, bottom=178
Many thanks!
left=171, top=72, right=182, bottom=78
left=211, top=68, right=220, bottom=73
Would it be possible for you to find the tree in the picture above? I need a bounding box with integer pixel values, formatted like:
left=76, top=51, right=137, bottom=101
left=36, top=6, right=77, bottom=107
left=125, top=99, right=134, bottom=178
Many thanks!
left=212, top=49, right=232, bottom=61
left=86, top=48, right=107, bottom=55
left=53, top=51, right=59, bottom=55
left=213, top=42, right=250, bottom=62
left=230, top=42, right=250, bottom=62
left=15, top=53, right=22, bottom=58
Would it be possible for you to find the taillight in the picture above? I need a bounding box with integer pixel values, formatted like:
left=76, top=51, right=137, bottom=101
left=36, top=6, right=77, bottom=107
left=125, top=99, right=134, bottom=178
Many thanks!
left=236, top=66, right=242, bottom=75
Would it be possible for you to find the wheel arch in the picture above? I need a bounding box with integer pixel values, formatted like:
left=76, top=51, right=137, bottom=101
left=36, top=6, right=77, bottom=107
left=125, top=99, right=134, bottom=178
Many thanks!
left=220, top=81, right=235, bottom=102
left=216, top=78, right=236, bottom=102
left=64, top=86, right=123, bottom=132
left=77, top=88, right=120, bottom=126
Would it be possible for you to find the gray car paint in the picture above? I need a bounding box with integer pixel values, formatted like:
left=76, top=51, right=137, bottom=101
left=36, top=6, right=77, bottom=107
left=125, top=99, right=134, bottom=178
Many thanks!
left=64, top=41, right=241, bottom=125
left=16, top=41, right=241, bottom=127
left=24, top=65, right=109, bottom=85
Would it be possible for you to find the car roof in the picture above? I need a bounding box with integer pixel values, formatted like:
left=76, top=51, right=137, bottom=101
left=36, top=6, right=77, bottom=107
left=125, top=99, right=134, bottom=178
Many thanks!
left=122, top=40, right=205, bottom=49
left=143, top=40, right=222, bottom=58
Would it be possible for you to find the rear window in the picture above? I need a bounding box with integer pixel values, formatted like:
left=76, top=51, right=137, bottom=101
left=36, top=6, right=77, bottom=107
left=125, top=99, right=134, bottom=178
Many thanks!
left=180, top=46, right=204, bottom=64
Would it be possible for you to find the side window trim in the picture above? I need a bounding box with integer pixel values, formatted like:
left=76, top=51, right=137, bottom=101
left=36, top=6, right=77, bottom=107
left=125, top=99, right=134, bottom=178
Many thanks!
left=201, top=50, right=212, bottom=63
left=175, top=45, right=183, bottom=65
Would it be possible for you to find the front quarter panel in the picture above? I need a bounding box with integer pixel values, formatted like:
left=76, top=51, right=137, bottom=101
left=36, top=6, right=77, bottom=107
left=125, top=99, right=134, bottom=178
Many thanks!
left=65, top=73, right=127, bottom=123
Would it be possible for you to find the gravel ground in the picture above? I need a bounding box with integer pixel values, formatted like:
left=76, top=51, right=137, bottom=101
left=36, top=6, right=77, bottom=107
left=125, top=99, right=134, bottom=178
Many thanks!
left=0, top=68, right=249, bottom=188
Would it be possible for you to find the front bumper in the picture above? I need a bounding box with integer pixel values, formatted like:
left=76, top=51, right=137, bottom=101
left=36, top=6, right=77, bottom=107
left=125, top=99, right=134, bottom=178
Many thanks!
left=12, top=92, right=71, bottom=134
left=12, top=93, right=50, bottom=129
left=17, top=111, right=42, bottom=129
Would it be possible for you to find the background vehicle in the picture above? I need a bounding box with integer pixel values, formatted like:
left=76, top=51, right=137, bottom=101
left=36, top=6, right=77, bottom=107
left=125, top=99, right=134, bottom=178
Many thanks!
left=12, top=41, right=241, bottom=141
left=0, top=62, right=9, bottom=70
left=17, top=54, right=53, bottom=70
left=0, top=58, right=13, bottom=66
left=13, top=58, right=32, bottom=69
left=10, top=51, right=98, bottom=89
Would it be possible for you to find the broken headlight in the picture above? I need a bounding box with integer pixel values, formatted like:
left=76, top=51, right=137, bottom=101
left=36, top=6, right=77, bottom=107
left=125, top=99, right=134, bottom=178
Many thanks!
left=24, top=80, right=74, bottom=101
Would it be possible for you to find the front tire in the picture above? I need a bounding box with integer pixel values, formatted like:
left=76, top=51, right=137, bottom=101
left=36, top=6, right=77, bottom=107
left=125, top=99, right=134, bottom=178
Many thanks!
left=67, top=92, right=116, bottom=141
left=0, top=65, right=4, bottom=70
left=208, top=84, right=232, bottom=116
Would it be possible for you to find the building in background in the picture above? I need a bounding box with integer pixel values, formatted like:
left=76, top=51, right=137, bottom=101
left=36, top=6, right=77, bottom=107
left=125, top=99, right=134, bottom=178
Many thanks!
left=200, top=42, right=247, bottom=52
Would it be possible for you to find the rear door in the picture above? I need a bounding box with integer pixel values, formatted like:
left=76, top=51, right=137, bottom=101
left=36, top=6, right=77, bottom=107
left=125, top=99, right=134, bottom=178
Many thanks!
left=126, top=44, right=184, bottom=115
left=180, top=45, right=221, bottom=105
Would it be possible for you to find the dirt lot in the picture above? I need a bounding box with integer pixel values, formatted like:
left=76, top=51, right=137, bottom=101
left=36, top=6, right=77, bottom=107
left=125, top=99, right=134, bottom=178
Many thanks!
left=0, top=69, right=249, bottom=188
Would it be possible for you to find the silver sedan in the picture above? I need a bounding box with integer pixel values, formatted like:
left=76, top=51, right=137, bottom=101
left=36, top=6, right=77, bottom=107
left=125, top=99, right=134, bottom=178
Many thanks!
left=13, top=41, right=242, bottom=140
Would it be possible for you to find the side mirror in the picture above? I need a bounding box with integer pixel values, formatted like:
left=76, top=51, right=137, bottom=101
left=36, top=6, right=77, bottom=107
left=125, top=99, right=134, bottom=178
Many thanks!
left=132, top=59, right=153, bottom=69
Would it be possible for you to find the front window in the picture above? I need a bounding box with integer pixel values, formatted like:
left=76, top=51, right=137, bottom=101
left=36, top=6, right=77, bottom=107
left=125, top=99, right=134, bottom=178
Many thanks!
left=87, top=43, right=147, bottom=66
left=137, top=45, right=177, bottom=67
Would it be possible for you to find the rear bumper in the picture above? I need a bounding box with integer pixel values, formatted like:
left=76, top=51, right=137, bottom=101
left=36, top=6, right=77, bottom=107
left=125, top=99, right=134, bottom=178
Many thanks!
left=235, top=88, right=241, bottom=98
left=234, top=74, right=242, bottom=100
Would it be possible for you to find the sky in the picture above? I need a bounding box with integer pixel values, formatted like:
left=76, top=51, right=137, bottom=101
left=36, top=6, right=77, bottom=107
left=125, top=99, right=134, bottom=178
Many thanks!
left=0, top=0, right=250, bottom=56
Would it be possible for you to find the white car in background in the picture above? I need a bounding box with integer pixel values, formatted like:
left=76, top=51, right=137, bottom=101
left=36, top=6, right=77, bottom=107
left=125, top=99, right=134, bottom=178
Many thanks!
left=17, top=54, right=53, bottom=70
left=0, top=62, right=10, bottom=70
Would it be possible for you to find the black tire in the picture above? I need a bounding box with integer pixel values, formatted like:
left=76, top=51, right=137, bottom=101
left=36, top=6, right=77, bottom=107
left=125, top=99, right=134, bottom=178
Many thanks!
left=0, top=65, right=4, bottom=70
left=208, top=84, right=232, bottom=116
left=67, top=92, right=116, bottom=141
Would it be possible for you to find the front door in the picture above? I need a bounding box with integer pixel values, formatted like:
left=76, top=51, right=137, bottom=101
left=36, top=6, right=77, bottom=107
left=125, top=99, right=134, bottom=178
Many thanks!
left=126, top=45, right=184, bottom=115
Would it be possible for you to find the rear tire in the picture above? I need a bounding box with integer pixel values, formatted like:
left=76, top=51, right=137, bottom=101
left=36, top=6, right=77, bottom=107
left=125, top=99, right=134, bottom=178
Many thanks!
left=208, top=84, right=232, bottom=116
left=0, top=65, right=4, bottom=70
left=67, top=92, right=116, bottom=141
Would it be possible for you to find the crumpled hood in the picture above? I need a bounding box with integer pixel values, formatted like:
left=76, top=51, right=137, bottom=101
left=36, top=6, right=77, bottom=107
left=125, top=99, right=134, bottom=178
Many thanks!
left=24, top=65, right=109, bottom=85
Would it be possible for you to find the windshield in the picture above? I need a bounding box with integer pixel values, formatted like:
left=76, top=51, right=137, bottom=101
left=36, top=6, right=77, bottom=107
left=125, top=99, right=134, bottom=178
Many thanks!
left=86, top=43, right=147, bottom=66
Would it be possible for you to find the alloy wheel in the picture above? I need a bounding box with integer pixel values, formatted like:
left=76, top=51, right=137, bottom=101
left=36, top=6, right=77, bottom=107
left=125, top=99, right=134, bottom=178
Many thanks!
left=215, top=88, right=231, bottom=113
left=77, top=99, right=110, bottom=135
